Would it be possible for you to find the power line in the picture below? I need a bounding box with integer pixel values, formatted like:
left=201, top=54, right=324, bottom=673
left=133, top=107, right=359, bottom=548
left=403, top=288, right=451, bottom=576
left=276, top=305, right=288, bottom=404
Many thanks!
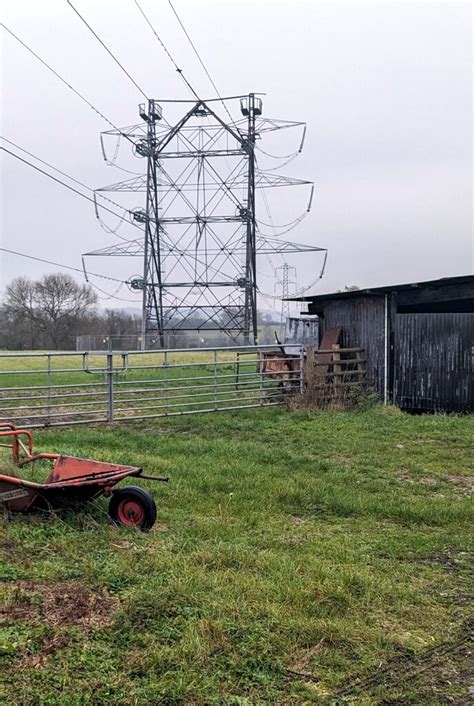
left=1, top=137, right=132, bottom=238
left=167, top=0, right=237, bottom=127
left=259, top=251, right=328, bottom=300
left=256, top=125, right=307, bottom=160
left=134, top=0, right=200, bottom=101
left=1, top=143, right=241, bottom=286
left=64, top=2, right=174, bottom=133
left=1, top=137, right=92, bottom=192
left=258, top=290, right=283, bottom=317
left=1, top=145, right=138, bottom=243
left=0, top=247, right=128, bottom=284
left=87, top=280, right=140, bottom=302
left=291, top=252, right=328, bottom=297
left=0, top=23, right=131, bottom=139
left=0, top=136, right=137, bottom=243
left=3, top=13, right=321, bottom=331
left=66, top=0, right=148, bottom=100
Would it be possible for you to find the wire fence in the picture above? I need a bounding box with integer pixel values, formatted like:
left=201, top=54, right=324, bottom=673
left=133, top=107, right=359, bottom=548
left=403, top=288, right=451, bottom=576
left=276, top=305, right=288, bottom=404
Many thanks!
left=0, top=345, right=304, bottom=429
left=75, top=325, right=285, bottom=351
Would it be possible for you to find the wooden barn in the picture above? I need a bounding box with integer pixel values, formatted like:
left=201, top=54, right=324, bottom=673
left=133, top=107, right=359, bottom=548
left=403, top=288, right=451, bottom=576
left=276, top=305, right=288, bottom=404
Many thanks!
left=292, top=275, right=474, bottom=412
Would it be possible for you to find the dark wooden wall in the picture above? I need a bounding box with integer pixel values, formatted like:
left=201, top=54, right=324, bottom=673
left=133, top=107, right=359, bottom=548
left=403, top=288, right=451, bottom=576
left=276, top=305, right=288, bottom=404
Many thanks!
left=311, top=295, right=387, bottom=398
left=307, top=289, right=474, bottom=410
left=393, top=313, right=473, bottom=411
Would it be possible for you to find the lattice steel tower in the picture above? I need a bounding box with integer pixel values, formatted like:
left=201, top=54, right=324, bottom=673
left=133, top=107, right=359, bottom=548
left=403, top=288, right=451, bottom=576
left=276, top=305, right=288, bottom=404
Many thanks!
left=84, top=94, right=326, bottom=347
left=275, top=263, right=297, bottom=326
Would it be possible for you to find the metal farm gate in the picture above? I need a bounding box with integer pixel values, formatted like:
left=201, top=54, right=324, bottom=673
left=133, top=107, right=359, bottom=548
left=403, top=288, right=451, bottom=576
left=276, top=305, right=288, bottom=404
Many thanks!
left=0, top=345, right=303, bottom=429
left=393, top=313, right=473, bottom=412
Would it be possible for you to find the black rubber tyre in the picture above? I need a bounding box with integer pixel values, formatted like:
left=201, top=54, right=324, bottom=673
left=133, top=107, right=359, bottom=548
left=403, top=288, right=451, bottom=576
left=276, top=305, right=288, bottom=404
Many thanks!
left=108, top=486, right=157, bottom=531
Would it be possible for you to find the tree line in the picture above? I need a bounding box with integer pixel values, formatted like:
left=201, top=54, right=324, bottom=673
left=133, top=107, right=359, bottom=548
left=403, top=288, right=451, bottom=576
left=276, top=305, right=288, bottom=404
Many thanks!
left=0, top=273, right=140, bottom=350
left=1, top=273, right=280, bottom=350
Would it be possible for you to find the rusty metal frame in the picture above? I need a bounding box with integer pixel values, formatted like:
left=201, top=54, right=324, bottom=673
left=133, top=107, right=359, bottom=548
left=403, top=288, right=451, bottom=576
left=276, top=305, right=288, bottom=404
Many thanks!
left=0, top=423, right=168, bottom=513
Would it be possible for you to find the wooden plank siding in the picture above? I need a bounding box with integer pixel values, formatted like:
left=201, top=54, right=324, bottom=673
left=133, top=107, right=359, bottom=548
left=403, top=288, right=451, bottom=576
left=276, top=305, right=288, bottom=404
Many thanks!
left=312, top=295, right=386, bottom=399
left=393, top=313, right=473, bottom=411
left=299, top=276, right=474, bottom=411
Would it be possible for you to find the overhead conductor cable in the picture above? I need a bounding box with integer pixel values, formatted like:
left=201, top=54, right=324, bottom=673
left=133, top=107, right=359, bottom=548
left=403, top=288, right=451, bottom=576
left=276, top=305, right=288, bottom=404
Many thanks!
left=166, top=0, right=237, bottom=127
left=0, top=23, right=134, bottom=142
left=66, top=0, right=148, bottom=99
left=134, top=0, right=200, bottom=101
left=1, top=247, right=128, bottom=285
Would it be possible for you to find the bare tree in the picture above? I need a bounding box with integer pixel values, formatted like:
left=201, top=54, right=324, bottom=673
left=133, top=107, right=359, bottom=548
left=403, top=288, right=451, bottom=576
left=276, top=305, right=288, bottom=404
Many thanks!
left=4, top=274, right=98, bottom=349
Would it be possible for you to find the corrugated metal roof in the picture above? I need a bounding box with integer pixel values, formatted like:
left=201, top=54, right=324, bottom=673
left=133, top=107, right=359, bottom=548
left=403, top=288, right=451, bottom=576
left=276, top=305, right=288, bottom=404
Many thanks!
left=288, top=274, right=474, bottom=302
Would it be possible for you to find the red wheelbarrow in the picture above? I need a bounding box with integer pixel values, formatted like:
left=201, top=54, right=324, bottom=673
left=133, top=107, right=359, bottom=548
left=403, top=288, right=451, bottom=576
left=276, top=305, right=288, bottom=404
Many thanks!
left=0, top=422, right=168, bottom=530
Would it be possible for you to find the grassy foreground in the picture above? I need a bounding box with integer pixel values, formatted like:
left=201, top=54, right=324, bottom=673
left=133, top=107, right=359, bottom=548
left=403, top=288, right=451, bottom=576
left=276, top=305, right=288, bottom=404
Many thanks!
left=0, top=406, right=472, bottom=705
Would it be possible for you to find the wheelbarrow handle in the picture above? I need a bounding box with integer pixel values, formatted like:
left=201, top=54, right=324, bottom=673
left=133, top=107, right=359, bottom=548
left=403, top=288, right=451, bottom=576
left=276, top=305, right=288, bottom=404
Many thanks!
left=0, top=422, right=18, bottom=432
left=0, top=428, right=34, bottom=464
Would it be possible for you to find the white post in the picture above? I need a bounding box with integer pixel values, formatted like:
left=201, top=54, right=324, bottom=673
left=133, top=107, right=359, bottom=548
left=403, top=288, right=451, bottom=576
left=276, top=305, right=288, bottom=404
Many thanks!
left=384, top=294, right=388, bottom=405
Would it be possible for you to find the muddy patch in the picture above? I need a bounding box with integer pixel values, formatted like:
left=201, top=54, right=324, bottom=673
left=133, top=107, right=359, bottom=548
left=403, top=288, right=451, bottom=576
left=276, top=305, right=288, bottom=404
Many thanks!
left=0, top=579, right=118, bottom=629
left=404, top=549, right=473, bottom=575
left=16, top=634, right=74, bottom=669
left=395, top=468, right=473, bottom=496
left=280, top=531, right=320, bottom=546
left=1, top=580, right=119, bottom=670
left=446, top=475, right=474, bottom=492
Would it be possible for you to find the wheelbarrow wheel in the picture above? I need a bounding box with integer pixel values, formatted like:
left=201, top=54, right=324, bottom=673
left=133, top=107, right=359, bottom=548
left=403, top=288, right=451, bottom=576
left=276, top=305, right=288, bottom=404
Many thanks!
left=108, top=486, right=156, bottom=531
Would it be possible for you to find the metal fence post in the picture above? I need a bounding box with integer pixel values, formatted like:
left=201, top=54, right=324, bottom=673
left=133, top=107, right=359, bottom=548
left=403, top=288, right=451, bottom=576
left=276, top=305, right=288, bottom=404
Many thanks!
left=235, top=353, right=240, bottom=392
left=299, top=345, right=305, bottom=395
left=164, top=350, right=169, bottom=415
left=213, top=350, right=218, bottom=411
left=106, top=353, right=114, bottom=423
left=47, top=355, right=52, bottom=427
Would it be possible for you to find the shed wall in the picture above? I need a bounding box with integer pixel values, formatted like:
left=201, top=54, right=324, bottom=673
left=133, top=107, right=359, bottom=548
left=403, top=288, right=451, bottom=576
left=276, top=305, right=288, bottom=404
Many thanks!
left=312, top=295, right=386, bottom=397
left=393, top=313, right=473, bottom=411
left=285, top=317, right=319, bottom=345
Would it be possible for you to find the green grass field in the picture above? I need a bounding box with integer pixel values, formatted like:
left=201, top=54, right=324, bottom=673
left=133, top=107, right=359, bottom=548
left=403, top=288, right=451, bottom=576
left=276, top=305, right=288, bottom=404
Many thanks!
left=1, top=406, right=473, bottom=705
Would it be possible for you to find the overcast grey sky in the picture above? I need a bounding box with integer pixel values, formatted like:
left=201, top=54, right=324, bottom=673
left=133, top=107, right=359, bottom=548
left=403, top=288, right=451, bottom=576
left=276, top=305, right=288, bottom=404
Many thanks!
left=1, top=0, right=472, bottom=314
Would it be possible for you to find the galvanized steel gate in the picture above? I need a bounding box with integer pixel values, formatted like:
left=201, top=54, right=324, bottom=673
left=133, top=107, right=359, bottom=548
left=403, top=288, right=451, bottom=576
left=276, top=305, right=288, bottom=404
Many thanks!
left=0, top=345, right=303, bottom=429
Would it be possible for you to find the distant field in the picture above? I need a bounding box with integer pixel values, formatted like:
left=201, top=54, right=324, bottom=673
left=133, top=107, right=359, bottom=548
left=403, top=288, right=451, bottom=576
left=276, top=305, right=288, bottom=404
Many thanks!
left=0, top=350, right=241, bottom=387
left=1, top=406, right=473, bottom=704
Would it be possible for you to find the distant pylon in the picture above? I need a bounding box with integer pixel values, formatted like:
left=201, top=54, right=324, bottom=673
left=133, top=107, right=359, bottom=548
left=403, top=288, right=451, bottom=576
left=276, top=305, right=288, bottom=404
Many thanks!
left=275, top=263, right=297, bottom=331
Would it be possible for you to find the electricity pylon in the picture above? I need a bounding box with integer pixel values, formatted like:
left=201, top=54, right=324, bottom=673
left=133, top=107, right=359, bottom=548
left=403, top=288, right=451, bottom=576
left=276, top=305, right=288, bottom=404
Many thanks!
left=83, top=94, right=326, bottom=347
